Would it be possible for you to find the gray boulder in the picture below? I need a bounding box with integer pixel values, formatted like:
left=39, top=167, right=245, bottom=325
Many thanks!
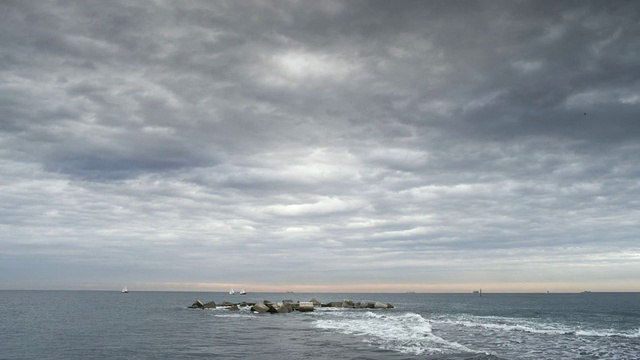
left=325, top=301, right=342, bottom=307
left=297, top=301, right=315, bottom=312
left=188, top=300, right=204, bottom=309
left=373, top=301, right=389, bottom=309
left=353, top=301, right=394, bottom=309
left=341, top=299, right=355, bottom=308
left=323, top=299, right=355, bottom=308
left=229, top=304, right=240, bottom=311
left=268, top=301, right=293, bottom=313
left=203, top=301, right=216, bottom=309
left=251, top=301, right=270, bottom=313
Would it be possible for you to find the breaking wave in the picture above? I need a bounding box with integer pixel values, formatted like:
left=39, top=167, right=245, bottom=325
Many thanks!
left=313, top=310, right=484, bottom=356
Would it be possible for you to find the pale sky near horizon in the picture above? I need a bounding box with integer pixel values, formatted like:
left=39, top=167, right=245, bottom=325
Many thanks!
left=1, top=0, right=639, bottom=293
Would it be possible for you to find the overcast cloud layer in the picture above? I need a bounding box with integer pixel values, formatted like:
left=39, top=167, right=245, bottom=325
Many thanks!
left=1, top=0, right=639, bottom=292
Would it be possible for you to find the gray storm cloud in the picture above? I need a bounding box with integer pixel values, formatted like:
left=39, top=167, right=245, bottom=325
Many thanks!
left=1, top=0, right=639, bottom=292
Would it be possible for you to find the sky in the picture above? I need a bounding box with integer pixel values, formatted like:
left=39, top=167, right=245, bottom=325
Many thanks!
left=1, top=0, right=639, bottom=293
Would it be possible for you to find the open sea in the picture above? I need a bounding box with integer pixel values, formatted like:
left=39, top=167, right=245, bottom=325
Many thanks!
left=0, top=291, right=638, bottom=359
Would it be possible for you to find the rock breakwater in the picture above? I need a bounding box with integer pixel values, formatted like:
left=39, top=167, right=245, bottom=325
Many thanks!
left=188, top=298, right=394, bottom=313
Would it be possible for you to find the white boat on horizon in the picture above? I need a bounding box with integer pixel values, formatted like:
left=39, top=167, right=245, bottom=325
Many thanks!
left=229, top=288, right=235, bottom=294
left=240, top=288, right=246, bottom=295
left=121, top=286, right=128, bottom=293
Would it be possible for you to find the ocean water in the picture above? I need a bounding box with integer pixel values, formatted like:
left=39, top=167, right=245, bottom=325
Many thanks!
left=0, top=291, right=638, bottom=359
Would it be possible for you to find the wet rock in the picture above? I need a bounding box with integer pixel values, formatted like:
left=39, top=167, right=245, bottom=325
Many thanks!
left=188, top=300, right=204, bottom=309
left=268, top=301, right=293, bottom=313
left=341, top=299, right=355, bottom=308
left=322, top=299, right=355, bottom=308
left=324, top=301, right=341, bottom=307
left=354, top=301, right=394, bottom=309
left=373, top=302, right=389, bottom=309
left=190, top=299, right=392, bottom=312
left=202, top=301, right=217, bottom=309
left=251, top=301, right=270, bottom=313
left=298, top=301, right=315, bottom=312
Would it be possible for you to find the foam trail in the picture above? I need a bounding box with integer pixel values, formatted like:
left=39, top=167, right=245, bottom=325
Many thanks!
left=314, top=311, right=481, bottom=356
left=434, top=315, right=640, bottom=338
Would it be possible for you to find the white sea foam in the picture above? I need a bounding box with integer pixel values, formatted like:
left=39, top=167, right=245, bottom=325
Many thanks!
left=575, top=328, right=640, bottom=338
left=434, top=314, right=640, bottom=338
left=314, top=310, right=480, bottom=356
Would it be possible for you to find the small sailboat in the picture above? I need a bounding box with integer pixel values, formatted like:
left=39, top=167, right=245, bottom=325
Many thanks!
left=240, top=288, right=246, bottom=295
left=229, top=288, right=235, bottom=295
left=121, top=285, right=128, bottom=293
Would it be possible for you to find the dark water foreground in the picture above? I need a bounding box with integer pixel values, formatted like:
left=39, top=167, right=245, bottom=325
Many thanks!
left=0, top=291, right=638, bottom=359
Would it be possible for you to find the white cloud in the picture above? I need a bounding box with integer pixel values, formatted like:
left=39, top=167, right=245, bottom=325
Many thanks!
left=265, top=196, right=366, bottom=217
left=257, top=49, right=362, bottom=88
